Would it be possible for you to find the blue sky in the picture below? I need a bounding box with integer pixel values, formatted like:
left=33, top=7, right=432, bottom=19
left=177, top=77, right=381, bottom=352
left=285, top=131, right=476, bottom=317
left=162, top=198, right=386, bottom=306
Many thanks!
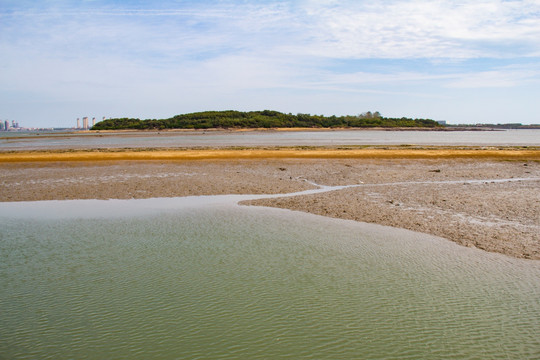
left=1, top=0, right=540, bottom=127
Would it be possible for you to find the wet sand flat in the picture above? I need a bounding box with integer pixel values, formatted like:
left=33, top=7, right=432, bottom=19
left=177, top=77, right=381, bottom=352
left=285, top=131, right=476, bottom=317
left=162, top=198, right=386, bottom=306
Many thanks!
left=1, top=147, right=539, bottom=259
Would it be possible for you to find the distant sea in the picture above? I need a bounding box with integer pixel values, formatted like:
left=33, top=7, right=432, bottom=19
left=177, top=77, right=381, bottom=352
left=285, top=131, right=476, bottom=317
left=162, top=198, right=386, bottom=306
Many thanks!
left=1, top=129, right=539, bottom=150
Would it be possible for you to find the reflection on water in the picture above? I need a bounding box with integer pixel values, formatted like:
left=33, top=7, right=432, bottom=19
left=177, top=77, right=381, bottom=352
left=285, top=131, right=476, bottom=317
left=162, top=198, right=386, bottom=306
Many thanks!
left=1, top=198, right=540, bottom=359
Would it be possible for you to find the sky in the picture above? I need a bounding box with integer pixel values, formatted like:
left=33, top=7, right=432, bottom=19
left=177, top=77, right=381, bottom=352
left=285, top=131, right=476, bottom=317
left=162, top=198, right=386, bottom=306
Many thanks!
left=1, top=0, right=540, bottom=128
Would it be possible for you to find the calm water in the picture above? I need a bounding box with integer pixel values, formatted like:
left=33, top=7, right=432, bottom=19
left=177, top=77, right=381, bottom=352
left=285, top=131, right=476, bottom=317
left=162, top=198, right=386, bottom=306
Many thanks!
left=1, top=196, right=540, bottom=359
left=1, top=129, right=539, bottom=150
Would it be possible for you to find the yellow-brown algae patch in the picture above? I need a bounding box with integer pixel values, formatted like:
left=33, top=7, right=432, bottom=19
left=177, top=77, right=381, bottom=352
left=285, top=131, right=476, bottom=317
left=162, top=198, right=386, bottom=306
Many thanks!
left=1, top=147, right=540, bottom=162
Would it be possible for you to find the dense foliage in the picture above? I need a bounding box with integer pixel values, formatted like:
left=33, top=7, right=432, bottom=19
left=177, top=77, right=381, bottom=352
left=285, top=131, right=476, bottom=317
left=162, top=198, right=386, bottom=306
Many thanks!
left=92, top=110, right=442, bottom=130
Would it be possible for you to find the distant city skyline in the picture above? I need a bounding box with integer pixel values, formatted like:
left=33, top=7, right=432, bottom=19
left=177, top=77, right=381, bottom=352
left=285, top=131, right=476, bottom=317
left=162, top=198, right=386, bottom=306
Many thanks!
left=1, top=0, right=540, bottom=127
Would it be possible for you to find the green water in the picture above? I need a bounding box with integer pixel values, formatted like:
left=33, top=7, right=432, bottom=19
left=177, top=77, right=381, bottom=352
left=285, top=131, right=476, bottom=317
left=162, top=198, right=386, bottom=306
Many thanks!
left=1, top=199, right=539, bottom=359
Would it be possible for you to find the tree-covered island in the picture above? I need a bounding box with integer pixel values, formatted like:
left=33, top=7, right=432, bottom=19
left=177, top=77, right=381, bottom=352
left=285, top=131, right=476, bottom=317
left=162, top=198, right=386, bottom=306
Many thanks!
left=91, top=110, right=442, bottom=130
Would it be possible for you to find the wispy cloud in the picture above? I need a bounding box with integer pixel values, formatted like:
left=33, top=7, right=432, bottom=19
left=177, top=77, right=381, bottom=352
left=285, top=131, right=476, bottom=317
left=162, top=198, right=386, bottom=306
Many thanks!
left=3, top=0, right=540, bottom=63
left=296, top=0, right=540, bottom=59
left=445, top=65, right=540, bottom=88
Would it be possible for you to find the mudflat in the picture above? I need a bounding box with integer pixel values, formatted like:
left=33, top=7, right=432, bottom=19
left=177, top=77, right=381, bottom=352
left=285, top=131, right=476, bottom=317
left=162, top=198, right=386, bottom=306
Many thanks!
left=1, top=147, right=539, bottom=259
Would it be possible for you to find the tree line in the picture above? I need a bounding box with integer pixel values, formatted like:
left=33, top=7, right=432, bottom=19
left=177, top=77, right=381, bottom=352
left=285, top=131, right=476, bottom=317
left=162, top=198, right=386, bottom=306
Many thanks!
left=91, top=110, right=442, bottom=130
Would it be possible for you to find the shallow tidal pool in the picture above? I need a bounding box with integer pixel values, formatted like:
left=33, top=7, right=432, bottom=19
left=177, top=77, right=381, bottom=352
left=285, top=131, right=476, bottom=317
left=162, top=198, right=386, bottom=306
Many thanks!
left=1, top=196, right=539, bottom=359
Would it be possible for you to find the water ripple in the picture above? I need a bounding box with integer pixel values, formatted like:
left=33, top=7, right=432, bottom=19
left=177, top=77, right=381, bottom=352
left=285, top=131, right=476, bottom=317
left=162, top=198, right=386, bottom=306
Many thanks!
left=1, top=203, right=540, bottom=359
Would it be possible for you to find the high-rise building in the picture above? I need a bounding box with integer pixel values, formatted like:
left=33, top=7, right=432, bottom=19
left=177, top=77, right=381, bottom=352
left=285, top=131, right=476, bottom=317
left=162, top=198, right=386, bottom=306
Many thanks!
left=77, top=118, right=80, bottom=129
left=0, top=121, right=4, bottom=131
left=4, top=120, right=10, bottom=130
left=83, top=117, right=89, bottom=130
left=92, top=117, right=96, bottom=127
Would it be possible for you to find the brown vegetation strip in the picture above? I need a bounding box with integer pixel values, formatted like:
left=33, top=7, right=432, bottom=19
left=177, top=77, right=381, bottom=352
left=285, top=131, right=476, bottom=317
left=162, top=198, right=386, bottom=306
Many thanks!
left=1, top=147, right=540, bottom=162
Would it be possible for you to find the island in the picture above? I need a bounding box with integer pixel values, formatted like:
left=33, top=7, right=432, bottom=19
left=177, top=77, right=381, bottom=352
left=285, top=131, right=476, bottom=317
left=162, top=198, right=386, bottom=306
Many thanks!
left=91, top=110, right=442, bottom=130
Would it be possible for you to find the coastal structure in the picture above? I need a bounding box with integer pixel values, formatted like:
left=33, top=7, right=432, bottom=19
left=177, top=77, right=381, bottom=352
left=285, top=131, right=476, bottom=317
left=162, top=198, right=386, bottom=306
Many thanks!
left=1, top=120, right=21, bottom=130
left=77, top=116, right=104, bottom=129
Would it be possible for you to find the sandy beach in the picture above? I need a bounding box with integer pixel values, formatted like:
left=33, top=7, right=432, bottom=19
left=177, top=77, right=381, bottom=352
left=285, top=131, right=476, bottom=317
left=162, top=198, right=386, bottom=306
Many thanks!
left=1, top=147, right=539, bottom=259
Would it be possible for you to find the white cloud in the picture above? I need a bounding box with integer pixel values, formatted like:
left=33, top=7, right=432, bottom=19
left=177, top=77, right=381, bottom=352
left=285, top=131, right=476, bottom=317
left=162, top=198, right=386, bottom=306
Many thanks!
left=295, top=0, right=540, bottom=59
left=3, top=0, right=540, bottom=64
